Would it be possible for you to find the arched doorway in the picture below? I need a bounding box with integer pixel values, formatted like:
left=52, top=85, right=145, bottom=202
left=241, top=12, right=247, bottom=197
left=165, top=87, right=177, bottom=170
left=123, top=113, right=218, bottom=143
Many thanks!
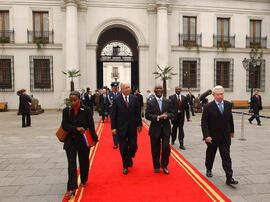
left=96, top=27, right=139, bottom=92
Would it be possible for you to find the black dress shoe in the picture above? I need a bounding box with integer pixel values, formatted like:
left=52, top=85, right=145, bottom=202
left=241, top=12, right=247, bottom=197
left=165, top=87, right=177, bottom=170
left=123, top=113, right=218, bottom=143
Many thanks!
left=163, top=167, right=169, bottom=174
left=248, top=119, right=252, bottom=124
left=81, top=182, right=86, bottom=187
left=64, top=190, right=76, bottom=197
left=257, top=123, right=262, bottom=126
left=226, top=178, right=238, bottom=185
left=123, top=168, right=128, bottom=175
left=179, top=145, right=186, bottom=150
left=154, top=169, right=160, bottom=173
left=206, top=170, right=213, bottom=177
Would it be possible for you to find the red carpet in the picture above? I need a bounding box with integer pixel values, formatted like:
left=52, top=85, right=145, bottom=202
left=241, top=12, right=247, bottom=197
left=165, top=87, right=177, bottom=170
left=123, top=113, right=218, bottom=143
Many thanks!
left=64, top=120, right=231, bottom=202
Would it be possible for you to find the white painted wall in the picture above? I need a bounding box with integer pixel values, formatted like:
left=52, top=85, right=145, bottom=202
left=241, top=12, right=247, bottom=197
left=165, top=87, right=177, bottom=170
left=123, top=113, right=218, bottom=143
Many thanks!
left=0, top=0, right=269, bottom=109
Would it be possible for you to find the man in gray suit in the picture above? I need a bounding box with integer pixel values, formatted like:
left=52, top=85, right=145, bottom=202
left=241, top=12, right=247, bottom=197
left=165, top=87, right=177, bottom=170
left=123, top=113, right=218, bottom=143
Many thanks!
left=145, top=85, right=174, bottom=174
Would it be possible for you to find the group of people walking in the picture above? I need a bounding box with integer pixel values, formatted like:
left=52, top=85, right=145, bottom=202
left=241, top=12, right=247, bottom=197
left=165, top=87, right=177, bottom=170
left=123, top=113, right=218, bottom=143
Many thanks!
left=58, top=82, right=266, bottom=197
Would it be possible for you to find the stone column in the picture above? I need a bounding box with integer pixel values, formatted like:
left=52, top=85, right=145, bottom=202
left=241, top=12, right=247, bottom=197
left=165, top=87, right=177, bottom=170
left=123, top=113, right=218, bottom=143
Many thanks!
left=65, top=0, right=79, bottom=90
left=156, top=0, right=170, bottom=69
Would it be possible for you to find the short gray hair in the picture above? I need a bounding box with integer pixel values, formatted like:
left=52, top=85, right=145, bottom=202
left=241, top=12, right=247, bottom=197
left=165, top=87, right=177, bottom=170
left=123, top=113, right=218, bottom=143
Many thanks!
left=120, top=82, right=130, bottom=89
left=213, top=85, right=224, bottom=93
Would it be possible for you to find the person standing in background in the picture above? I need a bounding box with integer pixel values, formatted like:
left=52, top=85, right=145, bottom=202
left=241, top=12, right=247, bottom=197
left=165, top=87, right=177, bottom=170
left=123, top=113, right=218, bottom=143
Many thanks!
left=186, top=90, right=195, bottom=116
left=17, top=89, right=32, bottom=128
left=169, top=87, right=190, bottom=150
left=248, top=89, right=262, bottom=126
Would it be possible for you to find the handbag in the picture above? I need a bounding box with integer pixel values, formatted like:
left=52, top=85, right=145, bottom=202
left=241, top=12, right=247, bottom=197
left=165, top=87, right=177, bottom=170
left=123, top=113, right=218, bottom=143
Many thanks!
left=56, top=108, right=71, bottom=142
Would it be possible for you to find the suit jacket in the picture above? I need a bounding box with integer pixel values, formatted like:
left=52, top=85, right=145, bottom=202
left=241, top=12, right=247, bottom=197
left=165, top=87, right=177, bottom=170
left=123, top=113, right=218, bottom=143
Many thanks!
left=201, top=100, right=234, bottom=145
left=186, top=93, right=195, bottom=105
left=99, top=94, right=108, bottom=116
left=84, top=94, right=95, bottom=108
left=111, top=94, right=142, bottom=138
left=62, top=105, right=98, bottom=150
left=250, top=95, right=262, bottom=111
left=169, top=94, right=190, bottom=123
left=145, top=97, right=174, bottom=137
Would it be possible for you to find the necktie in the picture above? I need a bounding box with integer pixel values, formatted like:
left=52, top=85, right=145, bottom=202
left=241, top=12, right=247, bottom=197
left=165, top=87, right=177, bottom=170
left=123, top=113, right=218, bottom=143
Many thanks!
left=218, top=102, right=223, bottom=115
left=178, top=95, right=181, bottom=111
left=256, top=95, right=260, bottom=106
left=125, top=96, right=128, bottom=107
left=158, top=98, right=162, bottom=111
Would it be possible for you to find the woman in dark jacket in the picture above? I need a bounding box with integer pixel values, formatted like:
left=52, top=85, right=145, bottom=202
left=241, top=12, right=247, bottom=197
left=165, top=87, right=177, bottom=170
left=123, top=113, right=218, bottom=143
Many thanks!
left=17, top=89, right=32, bottom=127
left=62, top=91, right=98, bottom=197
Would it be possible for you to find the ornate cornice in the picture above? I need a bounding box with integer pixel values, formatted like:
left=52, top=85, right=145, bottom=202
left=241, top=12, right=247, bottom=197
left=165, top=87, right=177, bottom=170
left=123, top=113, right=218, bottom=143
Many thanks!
left=148, top=1, right=172, bottom=15
left=156, top=0, right=171, bottom=9
left=60, top=0, right=87, bottom=12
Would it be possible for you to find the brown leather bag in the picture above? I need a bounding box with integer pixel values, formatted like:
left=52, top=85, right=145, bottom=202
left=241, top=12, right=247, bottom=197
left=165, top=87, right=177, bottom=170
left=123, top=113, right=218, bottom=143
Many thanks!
left=56, top=108, right=71, bottom=142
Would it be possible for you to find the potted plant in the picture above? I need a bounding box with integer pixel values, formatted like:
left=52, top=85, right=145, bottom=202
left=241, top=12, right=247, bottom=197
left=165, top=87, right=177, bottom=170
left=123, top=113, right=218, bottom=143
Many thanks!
left=36, top=38, right=47, bottom=49
left=153, top=65, right=176, bottom=98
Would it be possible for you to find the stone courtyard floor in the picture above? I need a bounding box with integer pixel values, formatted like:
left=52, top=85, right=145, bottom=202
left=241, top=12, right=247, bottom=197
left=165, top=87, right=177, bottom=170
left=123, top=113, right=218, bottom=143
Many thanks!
left=0, top=109, right=270, bottom=202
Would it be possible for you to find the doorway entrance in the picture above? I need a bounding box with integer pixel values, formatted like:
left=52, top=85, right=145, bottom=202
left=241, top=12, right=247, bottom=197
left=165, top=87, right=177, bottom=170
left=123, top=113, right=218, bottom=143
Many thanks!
left=96, top=27, right=139, bottom=92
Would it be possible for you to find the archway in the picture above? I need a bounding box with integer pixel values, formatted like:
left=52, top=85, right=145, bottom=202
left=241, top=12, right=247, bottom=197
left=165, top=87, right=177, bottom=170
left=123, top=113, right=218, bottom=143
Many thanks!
left=96, top=27, right=139, bottom=92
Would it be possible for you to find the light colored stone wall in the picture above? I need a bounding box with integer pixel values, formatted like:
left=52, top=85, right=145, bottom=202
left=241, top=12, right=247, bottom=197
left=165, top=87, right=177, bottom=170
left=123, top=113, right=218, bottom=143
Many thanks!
left=0, top=0, right=269, bottom=109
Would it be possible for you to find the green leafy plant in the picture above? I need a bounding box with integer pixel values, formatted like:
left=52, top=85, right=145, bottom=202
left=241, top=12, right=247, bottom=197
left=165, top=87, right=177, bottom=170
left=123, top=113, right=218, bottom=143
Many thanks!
left=0, top=36, right=8, bottom=43
left=217, top=43, right=231, bottom=53
left=153, top=65, right=176, bottom=98
left=36, top=38, right=47, bottom=49
left=196, top=45, right=200, bottom=53
left=62, top=69, right=81, bottom=92
left=63, top=98, right=71, bottom=107
left=183, top=42, right=193, bottom=50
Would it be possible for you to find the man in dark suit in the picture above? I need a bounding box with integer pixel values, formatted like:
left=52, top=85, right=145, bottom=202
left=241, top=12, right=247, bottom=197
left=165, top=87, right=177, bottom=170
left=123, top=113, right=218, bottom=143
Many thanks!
left=248, top=89, right=262, bottom=126
left=17, top=89, right=32, bottom=127
left=186, top=90, right=195, bottom=116
left=84, top=89, right=95, bottom=116
left=201, top=85, right=238, bottom=186
left=111, top=82, right=142, bottom=174
left=145, top=85, right=174, bottom=174
left=169, top=87, right=190, bottom=150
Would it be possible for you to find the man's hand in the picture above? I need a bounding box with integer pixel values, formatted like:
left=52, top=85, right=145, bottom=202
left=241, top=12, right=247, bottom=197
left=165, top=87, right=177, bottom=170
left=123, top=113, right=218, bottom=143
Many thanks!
left=158, top=112, right=168, bottom=119
left=138, top=126, right=142, bottom=133
left=77, top=127, right=85, bottom=134
left=230, top=133, right=234, bottom=138
left=205, top=137, right=212, bottom=143
left=112, top=129, right=117, bottom=135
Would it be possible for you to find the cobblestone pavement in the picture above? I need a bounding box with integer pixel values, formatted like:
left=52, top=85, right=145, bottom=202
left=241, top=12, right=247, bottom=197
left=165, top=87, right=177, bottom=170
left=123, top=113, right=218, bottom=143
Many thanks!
left=0, top=109, right=269, bottom=202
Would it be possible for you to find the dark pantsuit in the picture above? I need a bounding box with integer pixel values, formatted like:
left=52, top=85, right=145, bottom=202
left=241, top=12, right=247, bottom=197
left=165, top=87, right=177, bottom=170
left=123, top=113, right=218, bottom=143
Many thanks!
left=65, top=143, right=90, bottom=191
left=205, top=141, right=233, bottom=179
left=22, top=113, right=31, bottom=127
left=171, top=113, right=184, bottom=144
left=150, top=131, right=170, bottom=169
left=117, top=131, right=137, bottom=169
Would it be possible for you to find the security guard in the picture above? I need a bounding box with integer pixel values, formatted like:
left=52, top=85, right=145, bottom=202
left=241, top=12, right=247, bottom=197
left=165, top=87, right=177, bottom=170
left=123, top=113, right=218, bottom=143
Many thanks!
left=108, top=82, right=120, bottom=149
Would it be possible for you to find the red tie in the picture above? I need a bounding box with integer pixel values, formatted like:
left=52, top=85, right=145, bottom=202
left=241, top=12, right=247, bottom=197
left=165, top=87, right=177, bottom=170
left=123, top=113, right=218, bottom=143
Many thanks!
left=256, top=95, right=260, bottom=106
left=178, top=95, right=181, bottom=111
left=125, top=96, right=128, bottom=107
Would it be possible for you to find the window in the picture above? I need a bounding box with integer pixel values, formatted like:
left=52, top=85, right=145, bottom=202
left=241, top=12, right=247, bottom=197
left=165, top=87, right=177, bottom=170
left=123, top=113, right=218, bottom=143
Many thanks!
left=214, top=59, right=234, bottom=91
left=30, top=56, right=53, bottom=92
left=0, top=11, right=10, bottom=42
left=217, top=18, right=230, bottom=44
left=179, top=58, right=200, bottom=91
left=250, top=20, right=261, bottom=47
left=33, top=11, right=49, bottom=42
left=247, top=59, right=265, bottom=92
left=112, top=67, right=119, bottom=78
left=183, top=16, right=197, bottom=43
left=0, top=56, right=14, bottom=92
